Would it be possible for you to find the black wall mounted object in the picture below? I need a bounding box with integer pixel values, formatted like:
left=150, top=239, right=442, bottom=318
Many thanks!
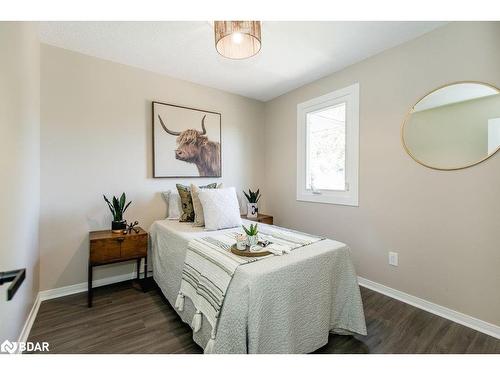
left=0, top=268, right=26, bottom=301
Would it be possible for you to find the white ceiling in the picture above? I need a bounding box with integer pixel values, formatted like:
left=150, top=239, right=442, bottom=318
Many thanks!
left=39, top=21, right=447, bottom=102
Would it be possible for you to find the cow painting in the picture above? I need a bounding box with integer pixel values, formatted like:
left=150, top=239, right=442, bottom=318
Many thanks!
left=158, top=115, right=221, bottom=177
left=152, top=101, right=221, bottom=178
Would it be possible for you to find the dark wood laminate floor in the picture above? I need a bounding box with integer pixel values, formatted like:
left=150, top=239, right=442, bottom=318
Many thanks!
left=28, top=280, right=500, bottom=354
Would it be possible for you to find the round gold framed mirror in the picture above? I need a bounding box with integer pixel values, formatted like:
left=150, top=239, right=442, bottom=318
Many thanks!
left=402, top=81, right=500, bottom=170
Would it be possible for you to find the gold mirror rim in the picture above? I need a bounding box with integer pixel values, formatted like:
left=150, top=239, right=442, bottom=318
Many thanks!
left=401, top=80, right=500, bottom=171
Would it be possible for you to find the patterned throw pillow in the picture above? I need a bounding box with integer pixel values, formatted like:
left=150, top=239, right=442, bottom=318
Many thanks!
left=176, top=183, right=217, bottom=222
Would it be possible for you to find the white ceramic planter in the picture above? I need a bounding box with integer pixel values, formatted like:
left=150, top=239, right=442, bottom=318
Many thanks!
left=247, top=234, right=258, bottom=248
left=247, top=203, right=258, bottom=218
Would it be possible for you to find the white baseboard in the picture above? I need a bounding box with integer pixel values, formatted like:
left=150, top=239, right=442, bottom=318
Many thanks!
left=38, top=272, right=138, bottom=301
left=16, top=293, right=42, bottom=352
left=358, top=276, right=500, bottom=340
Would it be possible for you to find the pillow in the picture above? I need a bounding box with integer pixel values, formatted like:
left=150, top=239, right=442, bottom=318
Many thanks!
left=191, top=183, right=223, bottom=227
left=176, top=183, right=217, bottom=222
left=198, top=187, right=242, bottom=231
left=161, top=191, right=182, bottom=220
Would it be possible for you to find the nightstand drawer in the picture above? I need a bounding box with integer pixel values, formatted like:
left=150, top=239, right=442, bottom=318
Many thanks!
left=241, top=214, right=273, bottom=225
left=88, top=227, right=148, bottom=307
left=120, top=235, right=148, bottom=259
left=257, top=217, right=273, bottom=225
left=90, top=238, right=122, bottom=263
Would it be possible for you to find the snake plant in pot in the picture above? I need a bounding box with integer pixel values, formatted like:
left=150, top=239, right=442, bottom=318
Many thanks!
left=243, top=188, right=261, bottom=219
left=103, top=193, right=132, bottom=233
left=242, top=223, right=259, bottom=248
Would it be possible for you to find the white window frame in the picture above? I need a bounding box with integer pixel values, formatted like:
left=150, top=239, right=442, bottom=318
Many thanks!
left=296, top=83, right=359, bottom=206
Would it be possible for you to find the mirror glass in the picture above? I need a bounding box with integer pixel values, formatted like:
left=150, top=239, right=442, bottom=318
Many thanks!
left=402, top=82, right=500, bottom=170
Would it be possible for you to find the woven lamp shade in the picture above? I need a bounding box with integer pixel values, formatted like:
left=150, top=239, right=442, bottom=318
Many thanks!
left=214, top=21, right=261, bottom=59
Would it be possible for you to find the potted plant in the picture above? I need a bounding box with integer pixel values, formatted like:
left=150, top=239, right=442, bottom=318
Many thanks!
left=242, top=223, right=258, bottom=248
left=243, top=188, right=261, bottom=219
left=103, top=193, right=132, bottom=233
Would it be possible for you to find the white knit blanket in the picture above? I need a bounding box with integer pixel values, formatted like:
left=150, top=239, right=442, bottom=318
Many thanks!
left=175, top=227, right=323, bottom=353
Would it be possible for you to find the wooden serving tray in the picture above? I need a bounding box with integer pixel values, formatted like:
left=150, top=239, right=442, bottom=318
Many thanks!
left=230, top=244, right=272, bottom=257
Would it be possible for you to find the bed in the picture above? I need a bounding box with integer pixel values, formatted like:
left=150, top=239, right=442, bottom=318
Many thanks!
left=149, top=218, right=366, bottom=354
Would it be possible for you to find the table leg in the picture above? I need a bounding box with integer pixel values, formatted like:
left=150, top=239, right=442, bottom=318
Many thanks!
left=142, top=255, right=148, bottom=293
left=136, top=258, right=141, bottom=280
left=88, top=264, right=93, bottom=308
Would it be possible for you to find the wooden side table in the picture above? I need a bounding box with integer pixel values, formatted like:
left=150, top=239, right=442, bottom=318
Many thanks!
left=241, top=213, right=273, bottom=225
left=88, top=227, right=148, bottom=307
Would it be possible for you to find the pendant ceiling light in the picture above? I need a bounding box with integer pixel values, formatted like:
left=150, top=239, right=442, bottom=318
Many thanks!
left=214, top=21, right=261, bottom=59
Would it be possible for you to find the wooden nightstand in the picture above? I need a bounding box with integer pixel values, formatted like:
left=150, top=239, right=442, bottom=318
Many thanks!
left=88, top=227, right=148, bottom=307
left=241, top=213, right=273, bottom=225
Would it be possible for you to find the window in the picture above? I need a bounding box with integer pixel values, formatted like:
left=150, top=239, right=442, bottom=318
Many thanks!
left=297, top=83, right=359, bottom=206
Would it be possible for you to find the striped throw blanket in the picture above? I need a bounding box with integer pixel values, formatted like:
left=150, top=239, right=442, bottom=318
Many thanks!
left=174, top=226, right=323, bottom=353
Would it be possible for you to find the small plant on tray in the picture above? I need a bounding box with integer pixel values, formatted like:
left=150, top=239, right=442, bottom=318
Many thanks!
left=242, top=223, right=258, bottom=248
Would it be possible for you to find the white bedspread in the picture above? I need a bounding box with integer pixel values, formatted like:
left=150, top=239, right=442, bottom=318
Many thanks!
left=149, top=219, right=367, bottom=354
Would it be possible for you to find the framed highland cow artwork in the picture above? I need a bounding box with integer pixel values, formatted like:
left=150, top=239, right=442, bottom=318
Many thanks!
left=152, top=101, right=222, bottom=178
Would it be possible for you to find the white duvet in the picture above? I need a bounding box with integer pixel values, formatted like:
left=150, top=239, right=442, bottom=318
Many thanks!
left=149, top=219, right=367, bottom=354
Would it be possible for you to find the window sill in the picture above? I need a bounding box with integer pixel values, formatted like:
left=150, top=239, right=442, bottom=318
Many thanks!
left=296, top=192, right=359, bottom=207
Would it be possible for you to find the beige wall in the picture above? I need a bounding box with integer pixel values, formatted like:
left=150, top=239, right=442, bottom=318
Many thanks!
left=0, top=22, right=40, bottom=341
left=264, top=22, right=500, bottom=325
left=40, top=45, right=266, bottom=291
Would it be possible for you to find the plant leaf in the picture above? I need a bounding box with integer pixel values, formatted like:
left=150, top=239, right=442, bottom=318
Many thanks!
left=112, top=196, right=122, bottom=221
left=106, top=204, right=115, bottom=217
left=106, top=202, right=115, bottom=214
left=103, top=195, right=111, bottom=205
left=243, top=191, right=250, bottom=202
left=112, top=199, right=119, bottom=212
left=120, top=193, right=126, bottom=210
left=103, top=195, right=115, bottom=215
left=123, top=201, right=131, bottom=213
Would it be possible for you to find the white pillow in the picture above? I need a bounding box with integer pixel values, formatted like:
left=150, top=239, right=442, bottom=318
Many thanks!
left=191, top=183, right=223, bottom=227
left=198, top=187, right=242, bottom=231
left=161, top=191, right=182, bottom=220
